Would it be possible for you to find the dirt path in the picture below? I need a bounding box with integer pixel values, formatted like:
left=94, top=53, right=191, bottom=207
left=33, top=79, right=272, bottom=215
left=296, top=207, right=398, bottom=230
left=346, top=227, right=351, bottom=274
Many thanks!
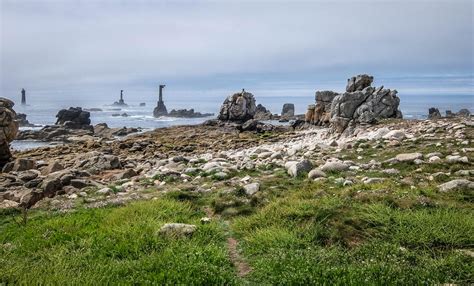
left=227, top=236, right=252, bottom=277
left=203, top=207, right=252, bottom=278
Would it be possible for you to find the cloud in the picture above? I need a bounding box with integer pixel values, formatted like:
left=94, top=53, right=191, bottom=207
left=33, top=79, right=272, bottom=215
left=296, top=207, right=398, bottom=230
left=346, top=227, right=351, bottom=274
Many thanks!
left=1, top=0, right=473, bottom=98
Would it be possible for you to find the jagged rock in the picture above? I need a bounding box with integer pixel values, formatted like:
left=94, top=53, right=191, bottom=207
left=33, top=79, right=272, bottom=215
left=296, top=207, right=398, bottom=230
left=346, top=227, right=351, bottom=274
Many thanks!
left=15, top=113, right=35, bottom=127
left=254, top=104, right=273, bottom=120
left=218, top=90, right=256, bottom=122
left=0, top=98, right=19, bottom=168
left=168, top=109, right=213, bottom=118
left=308, top=75, right=401, bottom=133
left=281, top=103, right=295, bottom=118
left=330, top=76, right=401, bottom=133
left=55, top=107, right=92, bottom=129
left=41, top=161, right=64, bottom=175
left=346, top=74, right=373, bottom=92
left=428, top=108, right=442, bottom=119
left=310, top=91, right=338, bottom=125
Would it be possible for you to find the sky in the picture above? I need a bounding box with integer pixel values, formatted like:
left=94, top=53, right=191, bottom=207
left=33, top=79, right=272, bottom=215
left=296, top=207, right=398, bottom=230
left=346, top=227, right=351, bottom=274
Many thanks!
left=1, top=0, right=473, bottom=104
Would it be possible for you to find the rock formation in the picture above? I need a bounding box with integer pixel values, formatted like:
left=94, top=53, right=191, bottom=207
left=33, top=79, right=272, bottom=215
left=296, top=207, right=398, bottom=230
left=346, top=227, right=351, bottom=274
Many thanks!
left=428, top=107, right=442, bottom=119
left=113, top=90, right=128, bottom=106
left=254, top=104, right=273, bottom=120
left=0, top=98, right=19, bottom=168
left=15, top=113, right=35, bottom=127
left=218, top=90, right=257, bottom=122
left=168, top=109, right=214, bottom=118
left=305, top=74, right=402, bottom=133
left=281, top=103, right=295, bottom=118
left=458, top=108, right=471, bottom=117
left=306, top=91, right=338, bottom=125
left=153, top=85, right=168, bottom=117
left=55, top=107, right=92, bottom=129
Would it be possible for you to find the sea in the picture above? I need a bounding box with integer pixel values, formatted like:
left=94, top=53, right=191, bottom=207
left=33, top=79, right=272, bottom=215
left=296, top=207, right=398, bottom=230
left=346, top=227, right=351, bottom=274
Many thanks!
left=8, top=93, right=474, bottom=151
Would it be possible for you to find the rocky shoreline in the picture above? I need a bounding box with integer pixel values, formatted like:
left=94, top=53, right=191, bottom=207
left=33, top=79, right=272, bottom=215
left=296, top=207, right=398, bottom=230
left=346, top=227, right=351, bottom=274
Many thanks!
left=1, top=115, right=472, bottom=211
left=0, top=74, right=472, bottom=212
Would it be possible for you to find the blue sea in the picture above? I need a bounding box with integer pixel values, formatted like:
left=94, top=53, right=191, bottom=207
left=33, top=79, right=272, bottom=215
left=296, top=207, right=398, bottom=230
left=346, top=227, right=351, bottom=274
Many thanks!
left=7, top=91, right=473, bottom=151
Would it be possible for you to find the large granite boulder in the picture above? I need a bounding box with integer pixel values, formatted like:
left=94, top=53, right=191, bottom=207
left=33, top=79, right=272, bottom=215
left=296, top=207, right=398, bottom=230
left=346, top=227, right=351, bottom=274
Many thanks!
left=218, top=90, right=256, bottom=122
left=281, top=103, right=295, bottom=118
left=15, top=113, right=35, bottom=127
left=0, top=98, right=19, bottom=168
left=55, top=107, right=91, bottom=129
left=330, top=82, right=402, bottom=133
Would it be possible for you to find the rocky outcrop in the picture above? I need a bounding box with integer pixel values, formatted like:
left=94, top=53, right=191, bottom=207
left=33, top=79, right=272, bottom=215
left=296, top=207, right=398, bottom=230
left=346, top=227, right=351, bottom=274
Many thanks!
left=56, top=107, right=92, bottom=129
left=218, top=90, right=256, bottom=122
left=305, top=75, right=402, bottom=133
left=0, top=98, right=19, bottom=168
left=15, top=113, right=36, bottom=127
left=168, top=109, right=213, bottom=118
left=254, top=104, right=273, bottom=120
left=428, top=108, right=442, bottom=119
left=345, top=74, right=373, bottom=92
left=306, top=91, right=338, bottom=125
left=281, top=103, right=295, bottom=118
left=153, top=85, right=168, bottom=117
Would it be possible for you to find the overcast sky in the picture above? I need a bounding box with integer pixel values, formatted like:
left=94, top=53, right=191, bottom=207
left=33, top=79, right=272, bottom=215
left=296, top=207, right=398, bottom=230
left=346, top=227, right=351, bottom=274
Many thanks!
left=1, top=0, right=473, bottom=101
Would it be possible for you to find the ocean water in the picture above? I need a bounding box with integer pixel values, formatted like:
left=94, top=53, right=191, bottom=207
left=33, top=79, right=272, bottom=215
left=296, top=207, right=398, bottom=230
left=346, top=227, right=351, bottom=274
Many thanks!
left=7, top=92, right=473, bottom=151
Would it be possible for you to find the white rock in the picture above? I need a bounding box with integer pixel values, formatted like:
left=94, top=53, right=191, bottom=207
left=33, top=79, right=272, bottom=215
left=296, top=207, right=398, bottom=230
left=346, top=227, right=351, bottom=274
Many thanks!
left=439, top=179, right=474, bottom=192
left=287, top=160, right=313, bottom=177
left=383, top=130, right=406, bottom=141
left=308, top=169, right=327, bottom=179
left=446, top=155, right=469, bottom=164
left=320, top=161, right=349, bottom=172
left=395, top=153, right=423, bottom=162
left=243, top=183, right=260, bottom=195
left=158, top=223, right=197, bottom=236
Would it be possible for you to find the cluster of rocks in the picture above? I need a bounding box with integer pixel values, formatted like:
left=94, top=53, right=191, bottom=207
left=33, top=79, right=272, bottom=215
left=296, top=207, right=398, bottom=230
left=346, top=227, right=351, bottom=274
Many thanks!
left=0, top=98, right=19, bottom=168
left=56, top=107, right=92, bottom=130
left=168, top=109, right=214, bottom=118
left=305, top=74, right=402, bottom=133
left=429, top=107, right=471, bottom=119
left=1, top=113, right=472, bottom=210
left=17, top=107, right=139, bottom=142
left=254, top=104, right=273, bottom=120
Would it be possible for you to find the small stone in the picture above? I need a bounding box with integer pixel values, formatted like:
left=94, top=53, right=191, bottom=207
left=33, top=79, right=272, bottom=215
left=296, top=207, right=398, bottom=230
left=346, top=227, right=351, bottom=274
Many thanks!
left=158, top=223, right=197, bottom=237
left=97, top=187, right=112, bottom=195
left=200, top=217, right=211, bottom=224
left=395, top=153, right=423, bottom=162
left=308, top=169, right=327, bottom=179
left=287, top=160, right=313, bottom=177
left=243, top=182, right=260, bottom=196
left=446, top=155, right=469, bottom=164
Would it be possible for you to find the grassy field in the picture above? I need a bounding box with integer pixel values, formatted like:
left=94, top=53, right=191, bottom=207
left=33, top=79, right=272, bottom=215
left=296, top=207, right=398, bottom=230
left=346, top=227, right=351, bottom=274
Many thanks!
left=1, top=133, right=473, bottom=284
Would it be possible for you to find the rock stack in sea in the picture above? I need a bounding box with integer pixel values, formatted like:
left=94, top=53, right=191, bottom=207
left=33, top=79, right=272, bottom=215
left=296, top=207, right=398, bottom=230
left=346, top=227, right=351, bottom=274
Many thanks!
left=56, top=107, right=92, bottom=130
left=305, top=74, right=402, bottom=133
left=0, top=98, right=19, bottom=168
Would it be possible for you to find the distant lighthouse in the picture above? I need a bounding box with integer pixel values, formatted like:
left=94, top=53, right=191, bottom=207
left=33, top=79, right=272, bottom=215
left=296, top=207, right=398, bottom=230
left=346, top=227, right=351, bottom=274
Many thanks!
left=21, top=88, right=26, bottom=105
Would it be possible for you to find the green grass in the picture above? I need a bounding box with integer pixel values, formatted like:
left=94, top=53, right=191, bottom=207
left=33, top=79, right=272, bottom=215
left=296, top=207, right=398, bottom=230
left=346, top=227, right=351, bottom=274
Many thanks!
left=1, top=131, right=473, bottom=284
left=0, top=199, right=236, bottom=285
